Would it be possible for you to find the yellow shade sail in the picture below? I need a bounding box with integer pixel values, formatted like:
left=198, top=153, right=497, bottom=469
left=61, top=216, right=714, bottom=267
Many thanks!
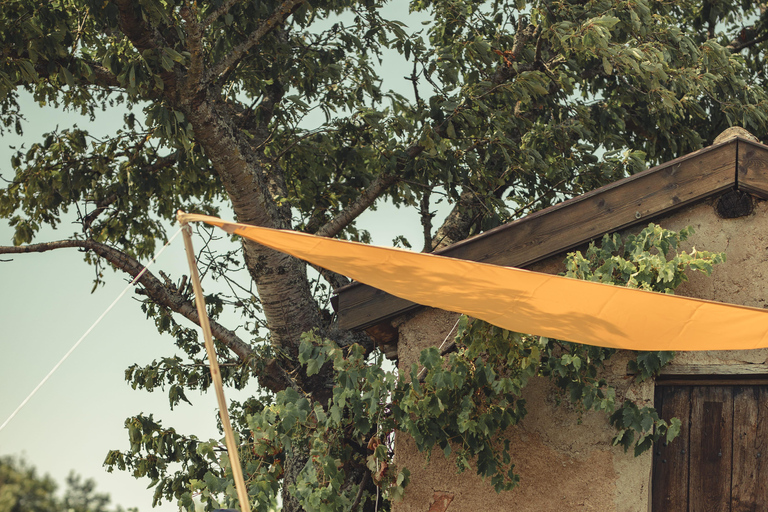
left=177, top=212, right=768, bottom=352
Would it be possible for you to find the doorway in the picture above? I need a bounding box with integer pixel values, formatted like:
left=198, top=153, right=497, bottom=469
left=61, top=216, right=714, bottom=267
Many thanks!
left=652, top=382, right=768, bottom=511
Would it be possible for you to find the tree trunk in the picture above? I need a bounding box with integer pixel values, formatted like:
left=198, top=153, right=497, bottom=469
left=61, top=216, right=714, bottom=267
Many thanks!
left=180, top=91, right=323, bottom=356
left=431, top=190, right=483, bottom=251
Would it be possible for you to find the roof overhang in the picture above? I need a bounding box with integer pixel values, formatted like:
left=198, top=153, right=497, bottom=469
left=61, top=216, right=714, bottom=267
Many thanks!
left=334, top=137, right=768, bottom=339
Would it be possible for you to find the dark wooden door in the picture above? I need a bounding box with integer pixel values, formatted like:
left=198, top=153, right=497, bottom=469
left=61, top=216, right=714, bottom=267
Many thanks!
left=652, top=384, right=768, bottom=511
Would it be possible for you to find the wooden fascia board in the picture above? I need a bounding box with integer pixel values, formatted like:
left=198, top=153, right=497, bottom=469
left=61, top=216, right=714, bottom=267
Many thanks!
left=335, top=138, right=749, bottom=331
left=737, top=138, right=768, bottom=198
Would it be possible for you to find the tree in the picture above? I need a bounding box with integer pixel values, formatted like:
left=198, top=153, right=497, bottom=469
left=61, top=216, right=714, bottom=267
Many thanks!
left=0, top=0, right=766, bottom=510
left=0, top=457, right=58, bottom=512
left=0, top=456, right=134, bottom=512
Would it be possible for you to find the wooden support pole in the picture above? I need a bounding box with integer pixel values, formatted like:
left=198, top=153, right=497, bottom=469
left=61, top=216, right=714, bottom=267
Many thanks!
left=178, top=211, right=251, bottom=512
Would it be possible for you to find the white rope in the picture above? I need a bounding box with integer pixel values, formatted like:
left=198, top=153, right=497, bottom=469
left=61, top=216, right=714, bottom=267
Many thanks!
left=0, top=227, right=183, bottom=433
left=416, top=316, right=462, bottom=381
left=436, top=316, right=462, bottom=354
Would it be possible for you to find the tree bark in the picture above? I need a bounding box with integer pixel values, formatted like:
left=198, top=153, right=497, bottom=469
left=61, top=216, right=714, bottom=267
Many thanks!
left=431, top=190, right=483, bottom=251
left=0, top=239, right=254, bottom=360
left=179, top=90, right=322, bottom=356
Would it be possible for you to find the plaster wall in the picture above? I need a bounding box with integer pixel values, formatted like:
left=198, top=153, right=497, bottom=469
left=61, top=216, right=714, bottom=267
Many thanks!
left=391, top=196, right=768, bottom=512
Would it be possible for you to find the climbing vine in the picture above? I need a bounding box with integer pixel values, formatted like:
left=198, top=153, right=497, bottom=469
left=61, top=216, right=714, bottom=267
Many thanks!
left=107, top=224, right=724, bottom=510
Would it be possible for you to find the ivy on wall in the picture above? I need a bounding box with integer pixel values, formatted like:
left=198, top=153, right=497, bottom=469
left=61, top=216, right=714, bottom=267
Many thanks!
left=111, top=224, right=724, bottom=511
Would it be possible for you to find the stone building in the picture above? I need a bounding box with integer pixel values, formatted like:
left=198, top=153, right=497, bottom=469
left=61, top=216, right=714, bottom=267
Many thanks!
left=335, top=129, right=768, bottom=511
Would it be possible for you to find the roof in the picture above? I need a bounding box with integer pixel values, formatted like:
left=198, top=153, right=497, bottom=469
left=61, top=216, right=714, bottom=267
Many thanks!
left=334, top=136, right=768, bottom=341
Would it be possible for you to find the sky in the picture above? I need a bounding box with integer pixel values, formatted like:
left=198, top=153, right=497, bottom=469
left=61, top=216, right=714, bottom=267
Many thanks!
left=0, top=94, right=248, bottom=511
left=0, top=96, right=437, bottom=511
left=0, top=7, right=439, bottom=510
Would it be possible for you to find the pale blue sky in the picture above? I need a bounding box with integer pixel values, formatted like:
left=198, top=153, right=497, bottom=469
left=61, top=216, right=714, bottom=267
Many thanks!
left=0, top=6, right=442, bottom=510
left=0, top=81, right=440, bottom=512
left=0, top=94, right=237, bottom=511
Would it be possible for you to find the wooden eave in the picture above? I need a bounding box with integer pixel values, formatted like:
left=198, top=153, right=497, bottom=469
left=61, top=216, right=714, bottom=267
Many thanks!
left=334, top=137, right=768, bottom=338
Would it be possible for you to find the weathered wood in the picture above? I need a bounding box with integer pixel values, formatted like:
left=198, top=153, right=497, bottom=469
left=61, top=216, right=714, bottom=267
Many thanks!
left=653, top=384, right=768, bottom=511
left=658, top=377, right=768, bottom=387
left=660, top=364, right=768, bottom=376
left=336, top=139, right=744, bottom=332
left=756, top=388, right=768, bottom=506
left=365, top=322, right=399, bottom=359
left=689, top=386, right=733, bottom=512
left=738, top=139, right=768, bottom=199
left=441, top=142, right=736, bottom=266
left=337, top=285, right=417, bottom=331
left=730, top=386, right=767, bottom=512
left=758, top=388, right=768, bottom=506
left=652, top=385, right=691, bottom=511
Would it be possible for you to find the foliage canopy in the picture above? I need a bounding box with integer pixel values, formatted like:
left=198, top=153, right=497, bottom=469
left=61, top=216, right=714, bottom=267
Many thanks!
left=0, top=0, right=762, bottom=509
left=0, top=456, right=135, bottom=512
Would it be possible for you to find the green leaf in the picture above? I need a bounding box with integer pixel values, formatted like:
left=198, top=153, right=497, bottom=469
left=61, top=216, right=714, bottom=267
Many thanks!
left=667, top=418, right=682, bottom=442
left=602, top=57, right=613, bottom=75
left=593, top=15, right=620, bottom=29
left=329, top=405, right=342, bottom=425
left=18, top=60, right=37, bottom=81
left=640, top=413, right=654, bottom=432
left=634, top=436, right=653, bottom=456
left=59, top=65, right=75, bottom=88
left=419, top=347, right=441, bottom=370
left=305, top=357, right=322, bottom=376
left=203, top=471, right=220, bottom=493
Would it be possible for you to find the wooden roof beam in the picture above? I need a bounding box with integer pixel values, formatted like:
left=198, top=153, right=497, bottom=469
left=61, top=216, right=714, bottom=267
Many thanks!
left=335, top=137, right=768, bottom=334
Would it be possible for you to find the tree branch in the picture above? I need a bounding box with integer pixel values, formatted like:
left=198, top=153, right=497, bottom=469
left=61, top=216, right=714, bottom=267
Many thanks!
left=419, top=188, right=434, bottom=252
left=114, top=0, right=178, bottom=95
left=308, top=22, right=540, bottom=244
left=7, top=49, right=121, bottom=90
left=394, top=22, right=540, bottom=168
left=308, top=20, right=541, bottom=249
left=0, top=239, right=256, bottom=363
left=315, top=173, right=399, bottom=238
left=490, top=19, right=537, bottom=85
left=82, top=193, right=118, bottom=231
left=81, top=152, right=179, bottom=231
left=205, top=0, right=306, bottom=84
left=256, top=73, right=285, bottom=126
left=180, top=1, right=204, bottom=84
left=310, top=263, right=350, bottom=291
left=310, top=174, right=402, bottom=290
left=349, top=471, right=370, bottom=511
left=728, top=28, right=768, bottom=52
left=114, top=0, right=167, bottom=53
left=202, top=0, right=242, bottom=28
left=431, top=190, right=483, bottom=251
left=423, top=22, right=557, bottom=251
left=87, top=61, right=122, bottom=88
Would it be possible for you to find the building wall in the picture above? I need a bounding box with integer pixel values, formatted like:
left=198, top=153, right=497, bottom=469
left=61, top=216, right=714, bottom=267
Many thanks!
left=391, top=197, right=768, bottom=512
